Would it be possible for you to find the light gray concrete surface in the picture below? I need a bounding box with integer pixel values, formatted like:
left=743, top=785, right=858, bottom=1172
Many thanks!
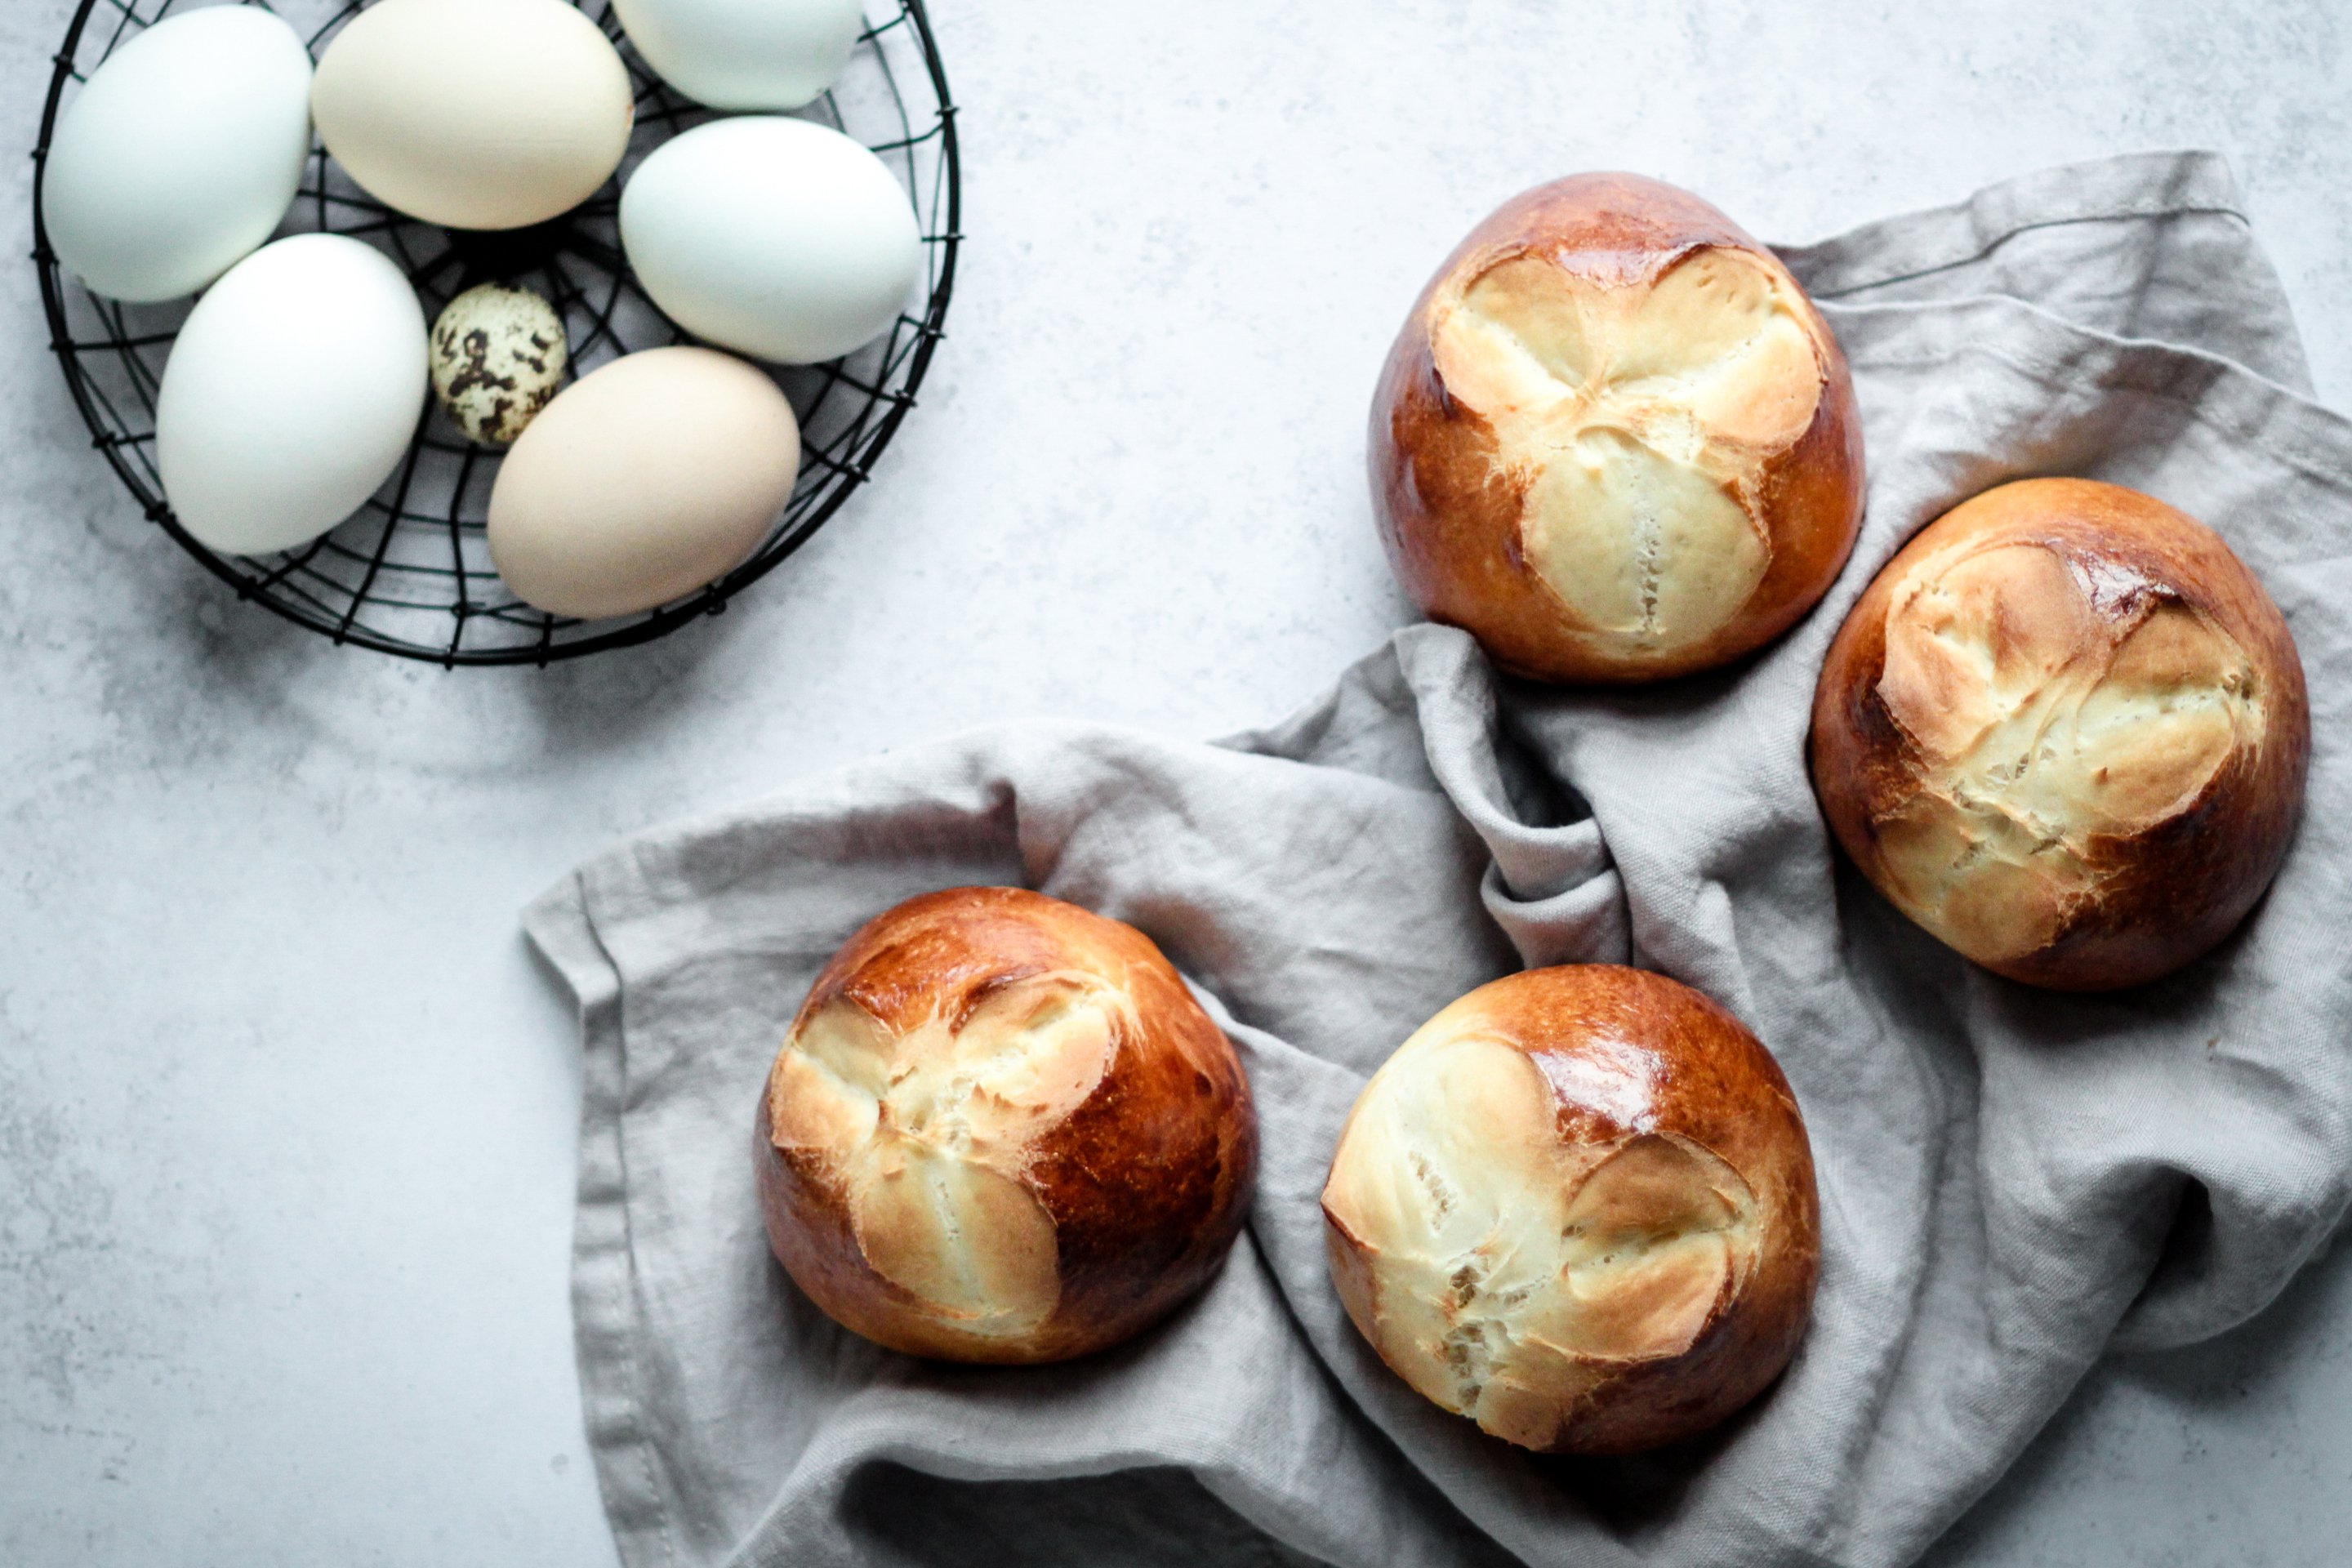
left=2, top=1, right=2348, bottom=1563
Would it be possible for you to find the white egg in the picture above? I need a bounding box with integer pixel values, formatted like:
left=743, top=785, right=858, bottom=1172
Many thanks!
left=41, top=7, right=313, bottom=303
left=157, top=235, right=429, bottom=557
left=609, top=0, right=865, bottom=111
left=620, top=116, right=922, bottom=365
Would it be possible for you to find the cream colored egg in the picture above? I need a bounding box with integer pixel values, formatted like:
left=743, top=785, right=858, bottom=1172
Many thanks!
left=487, top=347, right=800, bottom=619
left=314, top=0, right=635, bottom=231
left=430, top=284, right=568, bottom=446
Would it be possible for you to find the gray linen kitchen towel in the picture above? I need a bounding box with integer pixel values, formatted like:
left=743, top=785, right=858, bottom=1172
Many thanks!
left=524, top=151, right=2352, bottom=1568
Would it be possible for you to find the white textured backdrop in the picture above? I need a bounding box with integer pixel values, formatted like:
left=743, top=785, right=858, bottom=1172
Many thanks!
left=2, top=1, right=2346, bottom=1563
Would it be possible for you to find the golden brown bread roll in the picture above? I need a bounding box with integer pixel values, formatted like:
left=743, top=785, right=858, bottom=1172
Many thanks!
left=1370, top=172, right=1865, bottom=684
left=755, top=886, right=1257, bottom=1362
left=1321, top=965, right=1819, bottom=1454
left=1810, top=478, right=2310, bottom=991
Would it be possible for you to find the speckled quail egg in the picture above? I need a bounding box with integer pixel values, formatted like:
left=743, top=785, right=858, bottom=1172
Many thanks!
left=429, top=284, right=569, bottom=447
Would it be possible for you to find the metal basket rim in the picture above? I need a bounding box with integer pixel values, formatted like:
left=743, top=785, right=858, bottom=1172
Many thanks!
left=30, top=0, right=962, bottom=668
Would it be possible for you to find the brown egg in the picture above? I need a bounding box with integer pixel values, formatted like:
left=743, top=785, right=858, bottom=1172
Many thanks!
left=487, top=347, right=800, bottom=620
left=755, top=887, right=1258, bottom=1364
left=1322, top=965, right=1820, bottom=1454
left=1371, top=173, right=1865, bottom=684
left=1810, top=478, right=2310, bottom=990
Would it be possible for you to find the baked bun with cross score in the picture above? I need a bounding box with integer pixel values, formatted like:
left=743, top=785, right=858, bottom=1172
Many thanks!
left=755, top=886, right=1257, bottom=1362
left=1321, top=964, right=1820, bottom=1454
left=1371, top=172, right=1865, bottom=684
left=1810, top=477, right=2310, bottom=990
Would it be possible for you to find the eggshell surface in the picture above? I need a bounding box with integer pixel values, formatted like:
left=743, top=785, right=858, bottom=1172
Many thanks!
left=41, top=7, right=313, bottom=303
left=488, top=348, right=802, bottom=618
left=620, top=117, right=922, bottom=364
left=313, top=0, right=635, bottom=231
left=157, top=235, right=429, bottom=556
left=609, top=0, right=865, bottom=110
left=430, top=284, right=569, bottom=446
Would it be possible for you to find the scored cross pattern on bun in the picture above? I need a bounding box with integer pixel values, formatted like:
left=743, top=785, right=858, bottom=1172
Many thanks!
left=1811, top=478, right=2310, bottom=989
left=1322, top=965, right=1820, bottom=1454
left=755, top=888, right=1258, bottom=1363
left=1372, top=173, right=1865, bottom=684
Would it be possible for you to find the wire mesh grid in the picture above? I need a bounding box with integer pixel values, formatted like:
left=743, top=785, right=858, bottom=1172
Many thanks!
left=32, top=0, right=960, bottom=665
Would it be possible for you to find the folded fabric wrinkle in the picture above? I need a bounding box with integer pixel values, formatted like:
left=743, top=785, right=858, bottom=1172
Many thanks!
left=527, top=150, right=2352, bottom=1568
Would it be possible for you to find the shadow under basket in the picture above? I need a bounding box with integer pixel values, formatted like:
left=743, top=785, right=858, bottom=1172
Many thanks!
left=33, top=0, right=961, bottom=666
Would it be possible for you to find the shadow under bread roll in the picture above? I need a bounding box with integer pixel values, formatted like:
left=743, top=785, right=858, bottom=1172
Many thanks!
left=755, top=886, right=1257, bottom=1362
left=1810, top=478, right=2310, bottom=990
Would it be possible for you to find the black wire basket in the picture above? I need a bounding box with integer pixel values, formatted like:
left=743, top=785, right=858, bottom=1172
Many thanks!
left=33, top=0, right=960, bottom=666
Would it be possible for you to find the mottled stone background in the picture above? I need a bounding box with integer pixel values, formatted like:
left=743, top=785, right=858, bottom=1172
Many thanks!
left=2, top=1, right=2345, bottom=1563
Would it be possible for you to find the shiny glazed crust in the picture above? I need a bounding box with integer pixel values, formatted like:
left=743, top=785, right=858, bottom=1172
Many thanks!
left=755, top=887, right=1257, bottom=1362
left=1810, top=478, right=2310, bottom=990
left=1371, top=172, right=1866, bottom=684
left=1321, top=965, right=1820, bottom=1454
